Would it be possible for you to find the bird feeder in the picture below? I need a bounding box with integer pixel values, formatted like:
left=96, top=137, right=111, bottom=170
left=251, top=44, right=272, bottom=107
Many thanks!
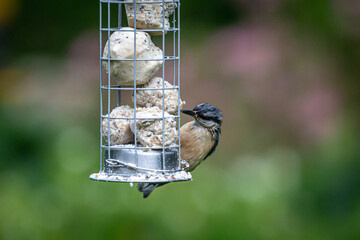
left=90, top=0, right=192, bottom=183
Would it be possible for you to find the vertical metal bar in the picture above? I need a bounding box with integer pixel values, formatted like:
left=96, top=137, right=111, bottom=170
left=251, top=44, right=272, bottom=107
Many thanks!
left=133, top=0, right=138, bottom=166
left=107, top=0, right=111, bottom=166
left=118, top=1, right=122, bottom=27
left=162, top=0, right=166, bottom=170
left=100, top=1, right=103, bottom=171
left=117, top=2, right=122, bottom=106
left=173, top=2, right=176, bottom=86
left=177, top=0, right=181, bottom=169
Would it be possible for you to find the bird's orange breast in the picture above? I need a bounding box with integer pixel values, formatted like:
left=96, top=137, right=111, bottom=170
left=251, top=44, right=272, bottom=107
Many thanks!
left=179, top=121, right=215, bottom=171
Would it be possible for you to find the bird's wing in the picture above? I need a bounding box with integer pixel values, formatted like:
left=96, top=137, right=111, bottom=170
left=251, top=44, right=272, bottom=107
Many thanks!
left=203, top=132, right=219, bottom=160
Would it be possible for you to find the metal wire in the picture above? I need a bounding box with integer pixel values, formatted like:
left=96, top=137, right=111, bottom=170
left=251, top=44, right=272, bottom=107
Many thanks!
left=133, top=0, right=138, bottom=166
left=101, top=145, right=180, bottom=150
left=99, top=0, right=182, bottom=176
left=106, top=159, right=189, bottom=172
left=101, top=85, right=179, bottom=90
left=177, top=0, right=181, bottom=169
left=162, top=0, right=166, bottom=170
left=101, top=115, right=179, bottom=120
left=107, top=0, right=111, bottom=172
left=117, top=2, right=122, bottom=107
left=99, top=1, right=103, bottom=171
left=101, top=27, right=179, bottom=32
left=100, top=56, right=178, bottom=61
left=101, top=0, right=179, bottom=3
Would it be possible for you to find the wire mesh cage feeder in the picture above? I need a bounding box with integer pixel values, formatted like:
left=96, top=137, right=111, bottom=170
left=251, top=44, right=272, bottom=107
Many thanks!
left=90, top=0, right=192, bottom=183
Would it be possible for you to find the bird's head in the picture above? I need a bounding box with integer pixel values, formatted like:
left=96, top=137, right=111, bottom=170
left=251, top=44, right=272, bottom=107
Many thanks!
left=181, top=103, right=222, bottom=130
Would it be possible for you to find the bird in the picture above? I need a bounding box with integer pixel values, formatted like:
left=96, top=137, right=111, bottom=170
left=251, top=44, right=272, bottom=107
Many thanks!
left=137, top=103, right=223, bottom=198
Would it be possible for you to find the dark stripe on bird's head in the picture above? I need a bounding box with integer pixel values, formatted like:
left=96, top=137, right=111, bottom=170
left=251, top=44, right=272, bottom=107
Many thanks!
left=183, top=103, right=223, bottom=126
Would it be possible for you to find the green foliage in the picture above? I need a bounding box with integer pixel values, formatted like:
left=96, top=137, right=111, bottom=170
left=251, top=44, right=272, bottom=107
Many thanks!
left=1, top=105, right=360, bottom=239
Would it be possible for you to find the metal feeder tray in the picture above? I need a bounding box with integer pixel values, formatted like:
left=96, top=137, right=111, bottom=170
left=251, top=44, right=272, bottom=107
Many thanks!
left=90, top=148, right=192, bottom=183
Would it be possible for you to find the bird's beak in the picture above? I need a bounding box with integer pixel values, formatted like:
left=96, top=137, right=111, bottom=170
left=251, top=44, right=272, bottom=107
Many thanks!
left=181, top=110, right=196, bottom=117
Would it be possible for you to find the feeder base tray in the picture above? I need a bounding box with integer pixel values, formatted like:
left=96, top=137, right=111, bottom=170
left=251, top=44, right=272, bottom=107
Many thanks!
left=89, top=171, right=192, bottom=183
left=90, top=148, right=192, bottom=183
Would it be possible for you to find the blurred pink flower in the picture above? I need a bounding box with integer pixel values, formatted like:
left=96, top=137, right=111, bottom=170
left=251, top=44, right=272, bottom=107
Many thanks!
left=291, top=84, right=341, bottom=142
left=179, top=46, right=236, bottom=124
left=208, top=23, right=284, bottom=79
left=6, top=31, right=100, bottom=120
left=65, top=31, right=99, bottom=82
left=205, top=22, right=343, bottom=143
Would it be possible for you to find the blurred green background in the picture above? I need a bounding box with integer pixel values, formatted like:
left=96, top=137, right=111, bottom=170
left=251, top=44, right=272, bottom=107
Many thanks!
left=1, top=0, right=360, bottom=239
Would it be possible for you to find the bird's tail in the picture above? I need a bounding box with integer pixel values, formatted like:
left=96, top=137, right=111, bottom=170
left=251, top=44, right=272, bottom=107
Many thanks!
left=137, top=182, right=168, bottom=198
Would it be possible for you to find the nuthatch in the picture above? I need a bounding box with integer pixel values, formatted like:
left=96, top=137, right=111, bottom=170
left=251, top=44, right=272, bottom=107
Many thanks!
left=138, top=103, right=223, bottom=198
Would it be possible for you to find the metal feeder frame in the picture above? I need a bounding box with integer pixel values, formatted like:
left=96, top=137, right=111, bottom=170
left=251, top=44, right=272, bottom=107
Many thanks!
left=90, top=0, right=192, bottom=183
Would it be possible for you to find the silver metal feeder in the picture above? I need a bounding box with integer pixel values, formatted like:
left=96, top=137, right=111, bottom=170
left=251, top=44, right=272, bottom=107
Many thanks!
left=90, top=0, right=192, bottom=183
